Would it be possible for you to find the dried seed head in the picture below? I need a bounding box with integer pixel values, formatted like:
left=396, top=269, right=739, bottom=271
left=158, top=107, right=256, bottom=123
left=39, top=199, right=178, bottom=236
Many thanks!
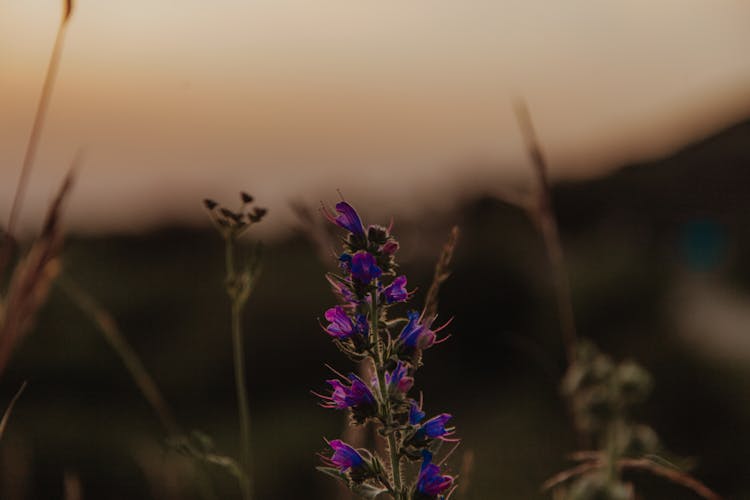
left=203, top=199, right=218, bottom=210
left=241, top=192, right=254, bottom=204
left=64, top=0, right=74, bottom=22
left=220, top=208, right=241, bottom=222
left=249, top=207, right=268, bottom=223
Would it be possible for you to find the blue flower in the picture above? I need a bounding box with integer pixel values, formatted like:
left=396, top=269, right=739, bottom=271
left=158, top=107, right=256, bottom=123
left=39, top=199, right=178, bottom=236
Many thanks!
left=415, top=451, right=454, bottom=498
left=325, top=201, right=365, bottom=236
left=350, top=251, right=382, bottom=284
left=382, top=275, right=408, bottom=303
left=409, top=401, right=426, bottom=425
left=415, top=413, right=455, bottom=441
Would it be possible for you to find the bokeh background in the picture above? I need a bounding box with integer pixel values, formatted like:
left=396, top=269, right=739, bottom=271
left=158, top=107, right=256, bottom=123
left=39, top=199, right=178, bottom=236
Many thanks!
left=1, top=0, right=750, bottom=498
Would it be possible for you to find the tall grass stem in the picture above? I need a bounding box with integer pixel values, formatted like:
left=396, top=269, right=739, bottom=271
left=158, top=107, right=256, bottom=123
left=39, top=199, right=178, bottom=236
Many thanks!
left=224, top=238, right=253, bottom=500
left=58, top=276, right=179, bottom=435
left=513, top=99, right=578, bottom=366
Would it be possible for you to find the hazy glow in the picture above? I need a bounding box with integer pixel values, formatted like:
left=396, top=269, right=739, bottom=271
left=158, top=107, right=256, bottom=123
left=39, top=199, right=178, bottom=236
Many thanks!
left=2, top=0, right=750, bottom=234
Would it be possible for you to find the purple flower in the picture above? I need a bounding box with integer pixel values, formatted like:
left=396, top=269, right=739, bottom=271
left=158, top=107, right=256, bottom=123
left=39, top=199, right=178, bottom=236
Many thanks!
left=383, top=275, right=408, bottom=303
left=338, top=253, right=352, bottom=272
left=319, top=375, right=377, bottom=423
left=409, top=401, right=426, bottom=425
left=416, top=413, right=455, bottom=441
left=325, top=202, right=365, bottom=236
left=350, top=251, right=382, bottom=284
left=398, top=311, right=436, bottom=353
left=385, top=361, right=414, bottom=395
left=324, top=306, right=367, bottom=339
left=416, top=451, right=454, bottom=498
left=323, top=439, right=366, bottom=472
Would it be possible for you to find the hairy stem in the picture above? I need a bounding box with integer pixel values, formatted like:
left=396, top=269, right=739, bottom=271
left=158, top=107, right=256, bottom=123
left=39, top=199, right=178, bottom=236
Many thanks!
left=369, top=289, right=402, bottom=499
left=225, top=237, right=253, bottom=500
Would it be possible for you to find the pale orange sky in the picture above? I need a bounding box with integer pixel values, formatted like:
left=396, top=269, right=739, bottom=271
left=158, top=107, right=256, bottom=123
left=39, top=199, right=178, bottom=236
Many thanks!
left=2, top=0, right=750, bottom=235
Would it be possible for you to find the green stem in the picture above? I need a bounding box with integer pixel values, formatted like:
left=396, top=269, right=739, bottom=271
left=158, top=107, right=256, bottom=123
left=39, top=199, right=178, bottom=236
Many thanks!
left=369, top=289, right=402, bottom=499
left=226, top=236, right=253, bottom=500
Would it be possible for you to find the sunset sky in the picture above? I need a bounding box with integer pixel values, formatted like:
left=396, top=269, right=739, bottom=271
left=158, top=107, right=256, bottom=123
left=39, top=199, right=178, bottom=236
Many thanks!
left=2, top=0, right=750, bottom=235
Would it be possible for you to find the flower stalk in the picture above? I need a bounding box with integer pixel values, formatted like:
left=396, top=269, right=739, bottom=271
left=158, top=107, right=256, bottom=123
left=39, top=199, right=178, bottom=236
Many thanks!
left=369, top=288, right=403, bottom=498
left=204, top=194, right=267, bottom=500
left=316, top=200, right=457, bottom=500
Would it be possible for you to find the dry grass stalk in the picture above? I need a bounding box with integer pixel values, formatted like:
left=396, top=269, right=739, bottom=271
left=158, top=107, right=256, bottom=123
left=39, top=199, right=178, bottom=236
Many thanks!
left=541, top=453, right=723, bottom=500
left=421, top=226, right=459, bottom=322
left=0, top=172, right=74, bottom=376
left=0, top=382, right=27, bottom=442
left=57, top=277, right=179, bottom=435
left=513, top=99, right=578, bottom=365
left=6, top=0, right=75, bottom=239
left=0, top=0, right=76, bottom=281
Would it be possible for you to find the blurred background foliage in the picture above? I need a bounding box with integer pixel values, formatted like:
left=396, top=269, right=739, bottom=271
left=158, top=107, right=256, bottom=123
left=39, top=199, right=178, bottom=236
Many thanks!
left=1, top=120, right=750, bottom=499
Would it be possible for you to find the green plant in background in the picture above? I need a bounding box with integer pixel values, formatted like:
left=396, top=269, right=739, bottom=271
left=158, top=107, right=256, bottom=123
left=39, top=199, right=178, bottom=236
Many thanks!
left=510, top=100, right=722, bottom=500
left=204, top=193, right=267, bottom=500
left=553, top=341, right=656, bottom=498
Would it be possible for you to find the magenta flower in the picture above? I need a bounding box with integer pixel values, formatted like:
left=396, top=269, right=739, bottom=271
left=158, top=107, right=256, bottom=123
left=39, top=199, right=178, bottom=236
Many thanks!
left=383, top=275, right=408, bottom=303
left=385, top=361, right=414, bottom=396
left=415, top=451, right=454, bottom=498
left=323, top=306, right=367, bottom=339
left=323, top=439, right=366, bottom=472
left=324, top=202, right=365, bottom=236
left=350, top=251, right=382, bottom=284
left=319, top=374, right=377, bottom=423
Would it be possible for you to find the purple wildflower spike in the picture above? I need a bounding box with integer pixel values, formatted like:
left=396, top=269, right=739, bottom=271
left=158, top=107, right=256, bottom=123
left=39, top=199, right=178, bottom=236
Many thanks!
left=415, top=451, right=454, bottom=498
left=324, top=202, right=365, bottom=236
left=350, top=251, right=382, bottom=284
left=383, top=275, right=408, bottom=303
left=316, top=197, right=460, bottom=495
left=324, top=439, right=366, bottom=472
left=385, top=361, right=414, bottom=396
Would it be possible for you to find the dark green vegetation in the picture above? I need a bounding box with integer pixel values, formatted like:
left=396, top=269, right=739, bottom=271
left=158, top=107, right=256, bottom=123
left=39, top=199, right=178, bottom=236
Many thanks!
left=2, top=120, right=750, bottom=499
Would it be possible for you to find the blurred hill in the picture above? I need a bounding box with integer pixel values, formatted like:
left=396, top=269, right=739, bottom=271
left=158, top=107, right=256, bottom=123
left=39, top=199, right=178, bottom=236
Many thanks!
left=1, top=118, right=749, bottom=499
